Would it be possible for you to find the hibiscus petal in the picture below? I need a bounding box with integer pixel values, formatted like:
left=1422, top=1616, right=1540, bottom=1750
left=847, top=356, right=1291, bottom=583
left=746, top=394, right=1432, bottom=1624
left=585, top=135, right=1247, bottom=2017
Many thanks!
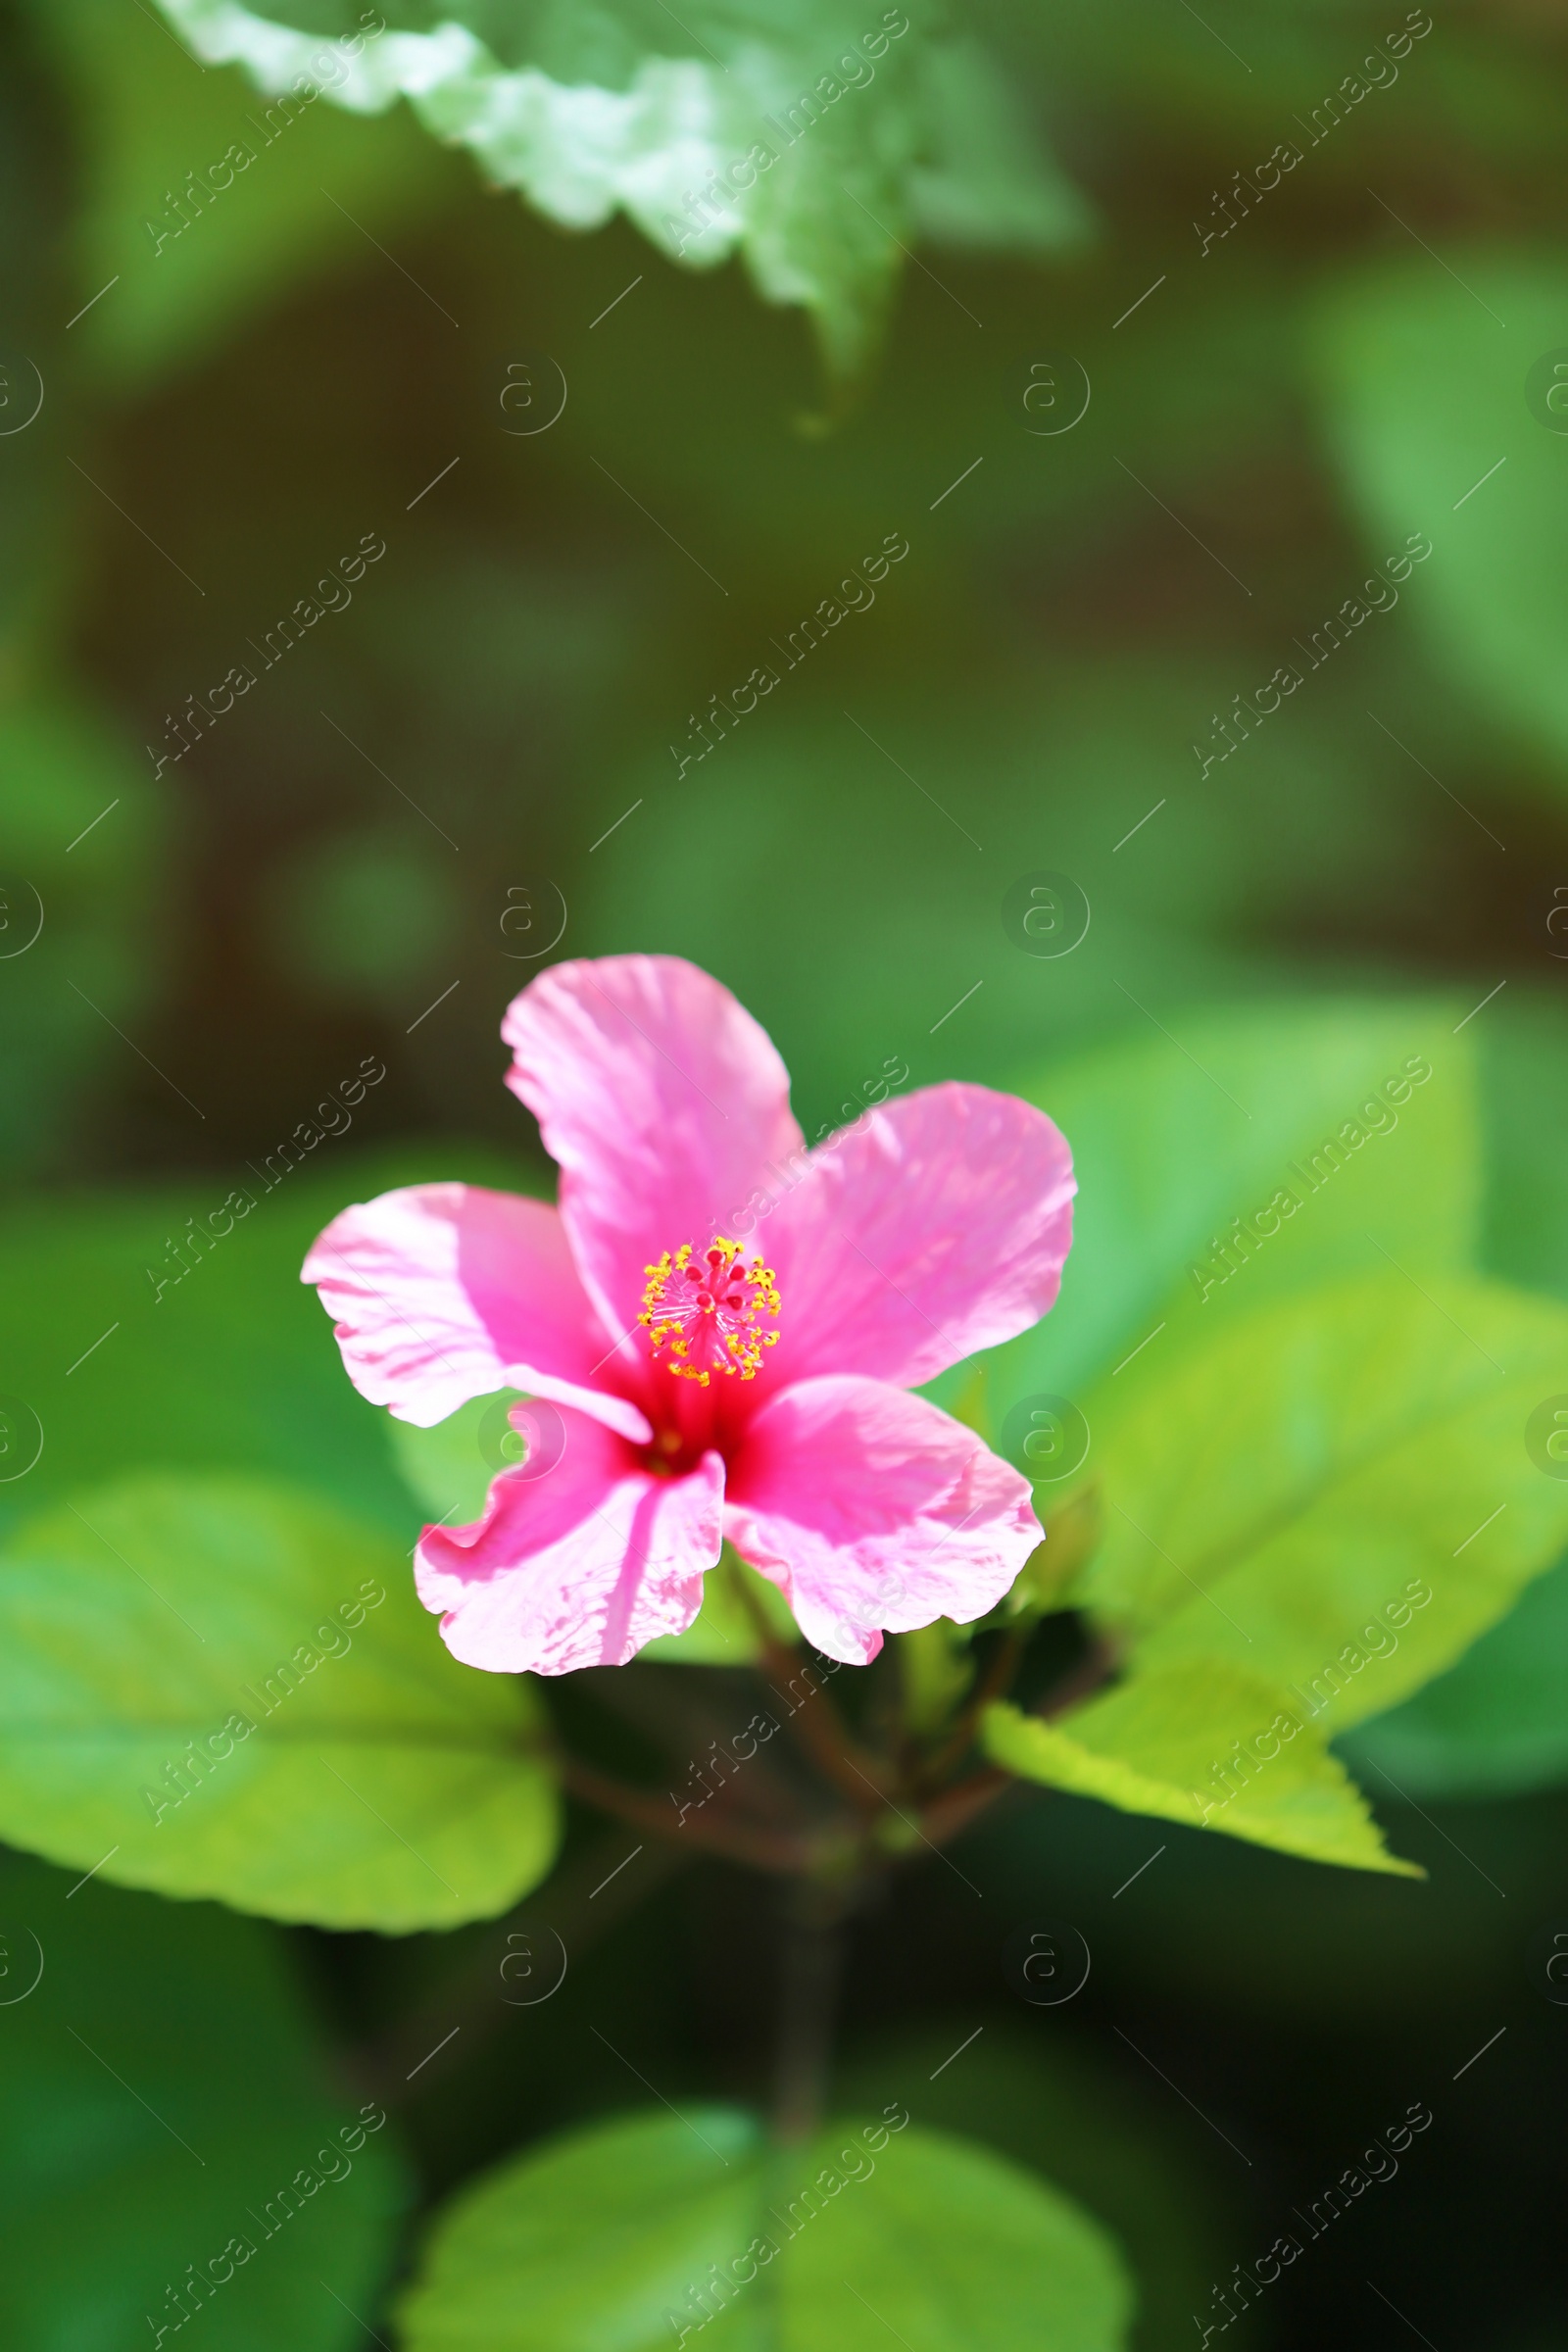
left=302, top=1183, right=651, bottom=1442
left=758, top=1083, right=1075, bottom=1392
left=723, top=1374, right=1041, bottom=1665
left=416, top=1409, right=724, bottom=1674
left=502, top=955, right=804, bottom=1345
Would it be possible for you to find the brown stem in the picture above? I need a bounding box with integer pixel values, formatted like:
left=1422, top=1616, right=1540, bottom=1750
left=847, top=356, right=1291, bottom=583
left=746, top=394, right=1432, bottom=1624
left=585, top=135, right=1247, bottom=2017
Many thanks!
left=728, top=1562, right=893, bottom=1805
left=919, top=1765, right=1013, bottom=1848
left=558, top=1751, right=823, bottom=1876
left=919, top=1627, right=1028, bottom=1787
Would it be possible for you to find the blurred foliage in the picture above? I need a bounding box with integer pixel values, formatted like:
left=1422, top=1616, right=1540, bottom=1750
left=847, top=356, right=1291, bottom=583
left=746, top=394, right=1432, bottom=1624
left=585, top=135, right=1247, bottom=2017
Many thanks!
left=1314, top=253, right=1568, bottom=791
left=5, top=0, right=1568, bottom=2343
left=0, top=1848, right=407, bottom=2350
left=151, top=0, right=1087, bottom=381
left=0, top=693, right=170, bottom=1173
left=27, top=0, right=460, bottom=393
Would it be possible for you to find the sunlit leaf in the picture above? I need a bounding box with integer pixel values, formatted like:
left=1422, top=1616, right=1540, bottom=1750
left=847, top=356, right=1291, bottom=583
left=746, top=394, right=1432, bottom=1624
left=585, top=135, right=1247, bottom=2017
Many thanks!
left=1067, top=1274, right=1568, bottom=1737
left=1341, top=1552, right=1568, bottom=1799
left=0, top=1475, right=561, bottom=1932
left=986, top=1660, right=1417, bottom=1877
left=397, top=2104, right=1132, bottom=2351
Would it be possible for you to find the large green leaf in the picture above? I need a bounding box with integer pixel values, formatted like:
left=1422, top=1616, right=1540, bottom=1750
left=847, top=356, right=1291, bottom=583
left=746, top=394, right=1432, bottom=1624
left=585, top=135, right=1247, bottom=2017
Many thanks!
left=153, top=0, right=1086, bottom=379
left=1312, top=249, right=1568, bottom=780
left=0, top=1847, right=406, bottom=2350
left=1067, top=1274, right=1568, bottom=1738
left=986, top=1659, right=1417, bottom=1877
left=1340, top=1552, right=1568, bottom=1800
left=980, top=1273, right=1568, bottom=1870
left=397, top=2104, right=1131, bottom=2351
left=966, top=1000, right=1475, bottom=1430
left=0, top=1475, right=560, bottom=1932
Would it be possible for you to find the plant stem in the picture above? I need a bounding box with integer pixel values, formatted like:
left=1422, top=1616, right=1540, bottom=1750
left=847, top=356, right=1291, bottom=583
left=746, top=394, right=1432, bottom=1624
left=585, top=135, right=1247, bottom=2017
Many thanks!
left=727, top=1560, right=893, bottom=1804
left=920, top=1764, right=1012, bottom=1847
left=557, top=1751, right=820, bottom=1875
left=918, top=1626, right=1028, bottom=1786
left=772, top=1880, right=846, bottom=2144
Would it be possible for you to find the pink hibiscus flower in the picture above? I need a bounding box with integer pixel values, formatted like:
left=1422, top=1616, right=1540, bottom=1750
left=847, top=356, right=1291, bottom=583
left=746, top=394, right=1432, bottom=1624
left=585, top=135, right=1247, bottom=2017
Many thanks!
left=303, top=956, right=1075, bottom=1675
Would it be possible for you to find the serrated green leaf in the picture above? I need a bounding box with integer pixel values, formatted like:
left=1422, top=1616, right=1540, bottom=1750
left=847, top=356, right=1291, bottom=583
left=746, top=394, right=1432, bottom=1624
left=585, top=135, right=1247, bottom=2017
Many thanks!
left=152, top=0, right=1086, bottom=380
left=1067, top=1275, right=1568, bottom=1748
left=0, top=1475, right=560, bottom=1932
left=0, top=1847, right=407, bottom=2350
left=397, top=2104, right=1132, bottom=2352
left=985, top=1660, right=1418, bottom=1877
left=1340, top=1551, right=1568, bottom=1800
left=967, top=1001, right=1475, bottom=1438
left=1312, top=249, right=1568, bottom=780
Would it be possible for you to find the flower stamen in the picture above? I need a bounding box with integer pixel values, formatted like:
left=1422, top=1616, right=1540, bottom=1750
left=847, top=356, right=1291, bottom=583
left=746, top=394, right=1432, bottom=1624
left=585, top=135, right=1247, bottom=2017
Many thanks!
left=639, top=1237, right=781, bottom=1385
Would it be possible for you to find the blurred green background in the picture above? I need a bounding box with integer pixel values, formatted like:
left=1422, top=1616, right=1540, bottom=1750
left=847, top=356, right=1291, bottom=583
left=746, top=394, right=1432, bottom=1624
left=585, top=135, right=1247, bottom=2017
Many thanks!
left=4, top=0, right=1568, bottom=2343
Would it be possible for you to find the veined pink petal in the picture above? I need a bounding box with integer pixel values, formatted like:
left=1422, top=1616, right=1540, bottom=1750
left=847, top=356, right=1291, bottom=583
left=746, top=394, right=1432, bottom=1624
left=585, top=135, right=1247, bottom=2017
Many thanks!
left=416, top=1409, right=724, bottom=1674
left=723, top=1375, right=1041, bottom=1665
left=502, top=956, right=804, bottom=1344
left=302, top=1183, right=651, bottom=1442
left=758, top=1084, right=1075, bottom=1392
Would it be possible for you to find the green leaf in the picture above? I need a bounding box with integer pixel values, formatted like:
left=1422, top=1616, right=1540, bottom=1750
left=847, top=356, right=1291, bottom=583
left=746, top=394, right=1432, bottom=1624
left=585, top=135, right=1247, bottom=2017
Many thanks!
left=964, top=1001, right=1475, bottom=1438
left=1068, top=1274, right=1568, bottom=1740
left=151, top=0, right=1086, bottom=380
left=0, top=1474, right=561, bottom=1933
left=0, top=1846, right=406, bottom=2349
left=985, top=1661, right=1418, bottom=1877
left=397, top=2104, right=1132, bottom=2352
left=1340, top=1552, right=1568, bottom=1800
left=1312, top=249, right=1568, bottom=780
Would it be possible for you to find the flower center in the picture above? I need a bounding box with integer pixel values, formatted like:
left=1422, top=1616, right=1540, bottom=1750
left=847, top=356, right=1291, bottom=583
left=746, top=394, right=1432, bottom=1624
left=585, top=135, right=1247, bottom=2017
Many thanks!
left=638, top=1236, right=781, bottom=1386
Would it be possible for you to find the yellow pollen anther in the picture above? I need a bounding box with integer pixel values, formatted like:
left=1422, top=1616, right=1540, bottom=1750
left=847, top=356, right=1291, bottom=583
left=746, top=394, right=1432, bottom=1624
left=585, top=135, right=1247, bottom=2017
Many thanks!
left=638, top=1236, right=781, bottom=1386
